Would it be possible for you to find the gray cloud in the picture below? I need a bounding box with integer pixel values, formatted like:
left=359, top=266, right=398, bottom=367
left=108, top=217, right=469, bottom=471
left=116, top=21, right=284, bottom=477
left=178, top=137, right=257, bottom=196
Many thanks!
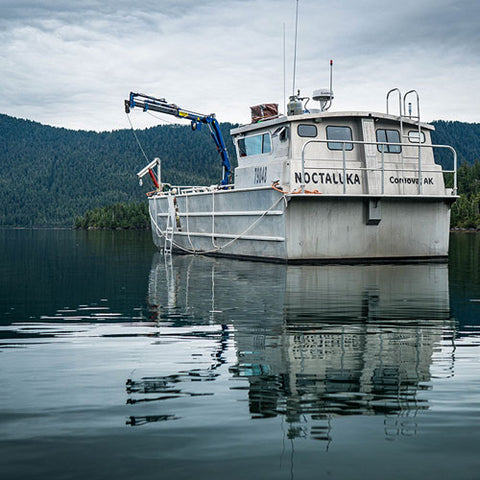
left=1, top=0, right=479, bottom=130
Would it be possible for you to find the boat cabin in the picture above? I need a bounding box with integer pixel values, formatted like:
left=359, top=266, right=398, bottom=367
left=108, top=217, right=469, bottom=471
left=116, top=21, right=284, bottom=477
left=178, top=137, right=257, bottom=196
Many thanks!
left=231, top=93, right=454, bottom=198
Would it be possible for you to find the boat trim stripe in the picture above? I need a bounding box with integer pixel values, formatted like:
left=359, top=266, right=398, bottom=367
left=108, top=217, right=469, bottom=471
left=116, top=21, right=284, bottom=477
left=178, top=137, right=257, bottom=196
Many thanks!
left=156, top=210, right=284, bottom=218
left=168, top=231, right=285, bottom=242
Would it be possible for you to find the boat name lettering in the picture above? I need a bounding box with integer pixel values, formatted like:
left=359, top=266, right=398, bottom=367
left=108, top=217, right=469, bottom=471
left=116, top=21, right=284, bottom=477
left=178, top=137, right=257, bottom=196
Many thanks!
left=294, top=172, right=361, bottom=185
left=254, top=166, right=267, bottom=184
left=389, top=176, right=434, bottom=185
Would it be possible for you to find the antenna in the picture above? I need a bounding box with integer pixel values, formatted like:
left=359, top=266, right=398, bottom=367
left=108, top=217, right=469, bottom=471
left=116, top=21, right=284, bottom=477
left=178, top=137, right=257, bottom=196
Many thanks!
left=283, top=23, right=286, bottom=114
left=312, top=60, right=334, bottom=111
left=286, top=0, right=309, bottom=116
left=292, top=0, right=299, bottom=96
left=329, top=59, right=333, bottom=106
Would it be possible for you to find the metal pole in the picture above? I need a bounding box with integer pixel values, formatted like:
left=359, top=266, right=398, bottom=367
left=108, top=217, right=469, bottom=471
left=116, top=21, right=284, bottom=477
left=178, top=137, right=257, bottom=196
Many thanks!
left=418, top=144, right=422, bottom=194
left=381, top=148, right=385, bottom=194
left=292, top=0, right=299, bottom=96
left=156, top=157, right=162, bottom=191
left=342, top=143, right=346, bottom=194
left=301, top=144, right=306, bottom=194
left=328, top=59, right=333, bottom=110
left=454, top=150, right=458, bottom=195
left=386, top=88, right=402, bottom=116
left=283, top=23, right=286, bottom=114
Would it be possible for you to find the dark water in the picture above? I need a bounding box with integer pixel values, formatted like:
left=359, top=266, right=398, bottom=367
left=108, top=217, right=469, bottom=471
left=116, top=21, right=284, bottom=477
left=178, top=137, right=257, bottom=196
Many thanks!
left=1, top=230, right=480, bottom=480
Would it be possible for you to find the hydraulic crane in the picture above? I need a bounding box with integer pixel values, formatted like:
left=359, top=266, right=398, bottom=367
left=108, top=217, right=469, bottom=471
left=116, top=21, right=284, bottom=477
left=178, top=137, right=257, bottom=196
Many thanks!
left=125, top=92, right=232, bottom=186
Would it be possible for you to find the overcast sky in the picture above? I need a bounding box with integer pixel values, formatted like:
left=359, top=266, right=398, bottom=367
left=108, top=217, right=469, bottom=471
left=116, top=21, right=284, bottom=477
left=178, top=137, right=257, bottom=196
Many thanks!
left=1, top=0, right=479, bottom=131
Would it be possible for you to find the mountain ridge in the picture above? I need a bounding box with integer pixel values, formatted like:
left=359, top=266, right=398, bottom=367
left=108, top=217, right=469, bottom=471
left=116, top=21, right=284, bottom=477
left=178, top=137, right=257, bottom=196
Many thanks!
left=1, top=113, right=479, bottom=227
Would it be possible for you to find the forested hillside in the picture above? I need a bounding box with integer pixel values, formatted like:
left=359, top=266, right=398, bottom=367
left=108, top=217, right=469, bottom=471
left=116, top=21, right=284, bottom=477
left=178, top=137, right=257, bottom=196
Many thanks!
left=0, top=113, right=479, bottom=227
left=451, top=160, right=480, bottom=229
left=0, top=114, right=236, bottom=226
left=431, top=121, right=480, bottom=169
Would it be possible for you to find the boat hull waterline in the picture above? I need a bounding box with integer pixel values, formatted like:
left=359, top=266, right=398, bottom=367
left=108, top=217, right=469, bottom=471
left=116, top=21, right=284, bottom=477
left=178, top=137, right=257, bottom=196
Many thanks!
left=148, top=187, right=452, bottom=263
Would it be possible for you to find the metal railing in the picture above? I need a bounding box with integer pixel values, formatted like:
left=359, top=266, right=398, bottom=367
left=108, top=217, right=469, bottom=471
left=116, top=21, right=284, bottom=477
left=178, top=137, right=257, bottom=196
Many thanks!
left=300, top=139, right=457, bottom=195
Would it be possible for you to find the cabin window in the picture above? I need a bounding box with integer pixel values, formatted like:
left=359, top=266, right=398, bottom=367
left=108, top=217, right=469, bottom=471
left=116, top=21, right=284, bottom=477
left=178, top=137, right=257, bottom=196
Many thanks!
left=326, top=126, right=353, bottom=150
left=238, top=133, right=272, bottom=156
left=376, top=129, right=401, bottom=153
left=408, top=130, right=426, bottom=143
left=297, top=124, right=317, bottom=138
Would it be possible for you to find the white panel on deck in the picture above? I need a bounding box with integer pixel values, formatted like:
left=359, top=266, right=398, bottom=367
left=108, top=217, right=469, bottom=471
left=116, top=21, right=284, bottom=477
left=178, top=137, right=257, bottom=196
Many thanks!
left=361, top=118, right=381, bottom=195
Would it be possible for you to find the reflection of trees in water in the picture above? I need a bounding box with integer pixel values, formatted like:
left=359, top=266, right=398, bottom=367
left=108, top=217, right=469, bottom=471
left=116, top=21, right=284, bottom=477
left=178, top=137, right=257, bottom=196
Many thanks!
left=135, top=254, right=454, bottom=440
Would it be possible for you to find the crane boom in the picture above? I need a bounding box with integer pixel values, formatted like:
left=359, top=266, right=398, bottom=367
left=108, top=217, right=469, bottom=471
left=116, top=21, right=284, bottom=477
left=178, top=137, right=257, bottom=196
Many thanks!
left=125, top=92, right=232, bottom=186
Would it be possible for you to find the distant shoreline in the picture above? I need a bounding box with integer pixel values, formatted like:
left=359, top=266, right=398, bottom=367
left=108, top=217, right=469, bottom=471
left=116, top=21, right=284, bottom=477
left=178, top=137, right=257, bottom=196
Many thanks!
left=0, top=226, right=478, bottom=233
left=450, top=228, right=480, bottom=233
left=0, top=226, right=149, bottom=231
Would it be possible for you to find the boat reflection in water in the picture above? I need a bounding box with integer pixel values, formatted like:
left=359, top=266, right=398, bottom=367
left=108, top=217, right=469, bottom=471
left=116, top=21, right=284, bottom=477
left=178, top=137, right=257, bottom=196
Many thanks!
left=133, top=254, right=453, bottom=441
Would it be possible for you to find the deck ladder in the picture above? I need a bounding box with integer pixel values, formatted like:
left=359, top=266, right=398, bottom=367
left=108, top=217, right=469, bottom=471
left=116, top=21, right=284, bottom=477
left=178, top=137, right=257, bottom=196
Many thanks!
left=164, top=195, right=176, bottom=255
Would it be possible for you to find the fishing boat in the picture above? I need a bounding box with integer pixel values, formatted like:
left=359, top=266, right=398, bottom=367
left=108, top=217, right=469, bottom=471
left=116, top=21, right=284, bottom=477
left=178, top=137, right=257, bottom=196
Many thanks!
left=125, top=83, right=458, bottom=263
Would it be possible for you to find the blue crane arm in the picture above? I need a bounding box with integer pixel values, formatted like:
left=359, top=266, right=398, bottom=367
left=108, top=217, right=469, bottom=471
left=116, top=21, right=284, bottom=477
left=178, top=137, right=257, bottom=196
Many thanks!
left=125, top=92, right=232, bottom=186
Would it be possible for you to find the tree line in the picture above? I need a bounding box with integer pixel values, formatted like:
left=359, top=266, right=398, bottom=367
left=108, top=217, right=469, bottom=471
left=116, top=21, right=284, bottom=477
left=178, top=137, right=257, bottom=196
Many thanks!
left=74, top=202, right=150, bottom=230
left=451, top=160, right=480, bottom=229
left=0, top=113, right=479, bottom=228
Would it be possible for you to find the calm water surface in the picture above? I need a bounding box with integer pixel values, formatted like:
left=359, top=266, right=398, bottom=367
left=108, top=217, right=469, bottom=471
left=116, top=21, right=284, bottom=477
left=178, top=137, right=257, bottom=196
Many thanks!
left=1, top=230, right=480, bottom=479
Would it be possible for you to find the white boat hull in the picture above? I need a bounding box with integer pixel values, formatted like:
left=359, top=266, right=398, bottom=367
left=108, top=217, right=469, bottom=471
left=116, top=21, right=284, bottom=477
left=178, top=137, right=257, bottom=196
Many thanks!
left=148, top=187, right=452, bottom=263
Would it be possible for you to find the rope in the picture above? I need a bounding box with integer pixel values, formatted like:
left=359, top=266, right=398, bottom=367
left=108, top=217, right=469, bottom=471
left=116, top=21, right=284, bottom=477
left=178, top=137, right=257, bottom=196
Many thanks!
left=272, top=181, right=323, bottom=195
left=125, top=113, right=150, bottom=163
left=146, top=110, right=179, bottom=125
